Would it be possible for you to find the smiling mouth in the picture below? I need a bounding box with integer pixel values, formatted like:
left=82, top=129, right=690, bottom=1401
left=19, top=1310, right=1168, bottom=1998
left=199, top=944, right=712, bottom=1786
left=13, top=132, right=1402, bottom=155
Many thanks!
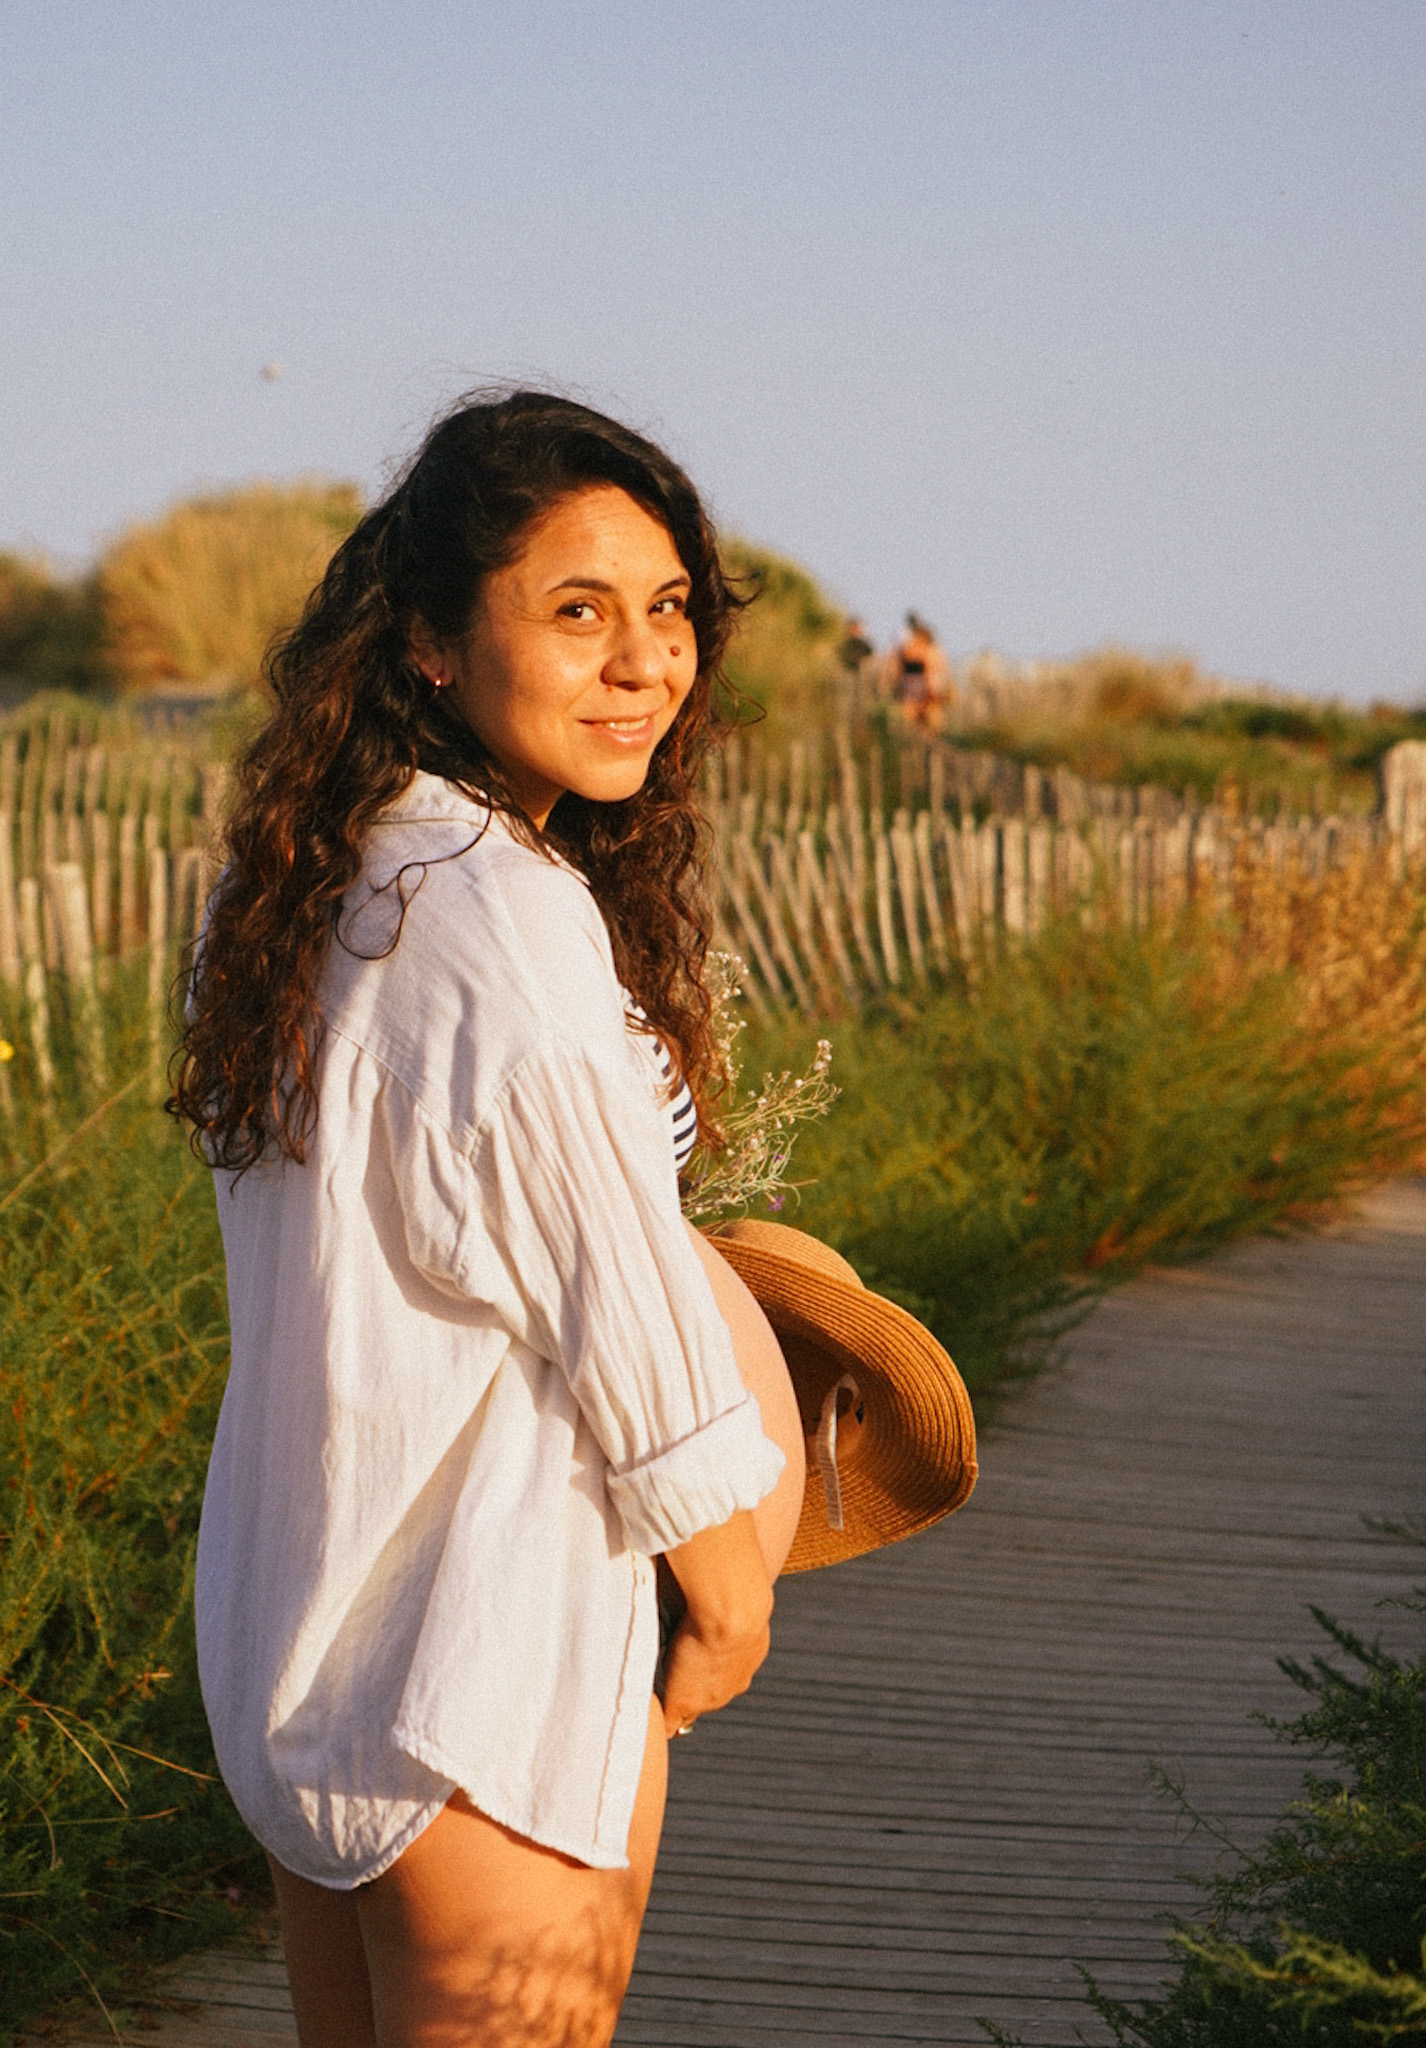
left=585, top=715, right=657, bottom=736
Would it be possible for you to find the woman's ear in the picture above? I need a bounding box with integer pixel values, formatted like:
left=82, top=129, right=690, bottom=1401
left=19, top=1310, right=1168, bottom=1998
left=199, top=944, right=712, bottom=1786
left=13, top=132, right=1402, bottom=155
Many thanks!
left=409, top=618, right=450, bottom=690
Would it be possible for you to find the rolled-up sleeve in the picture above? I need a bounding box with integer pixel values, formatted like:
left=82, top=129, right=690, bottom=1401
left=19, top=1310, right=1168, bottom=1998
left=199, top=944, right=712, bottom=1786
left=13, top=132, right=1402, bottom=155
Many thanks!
left=469, top=1038, right=785, bottom=1555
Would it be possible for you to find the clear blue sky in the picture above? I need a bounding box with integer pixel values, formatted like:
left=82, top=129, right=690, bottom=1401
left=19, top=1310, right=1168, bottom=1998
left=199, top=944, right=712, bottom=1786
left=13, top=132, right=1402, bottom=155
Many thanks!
left=3, top=1, right=1423, bottom=703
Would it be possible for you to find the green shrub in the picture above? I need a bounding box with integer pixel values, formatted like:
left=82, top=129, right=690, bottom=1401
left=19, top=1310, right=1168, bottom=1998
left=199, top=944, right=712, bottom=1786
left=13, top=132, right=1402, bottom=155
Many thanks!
left=959, top=651, right=1426, bottom=818
left=0, top=557, right=103, bottom=692
left=1060, top=1559, right=1426, bottom=2047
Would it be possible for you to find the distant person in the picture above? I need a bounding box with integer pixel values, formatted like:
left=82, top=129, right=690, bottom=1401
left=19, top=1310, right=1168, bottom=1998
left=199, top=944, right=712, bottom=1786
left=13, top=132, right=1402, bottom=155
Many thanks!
left=839, top=615, right=874, bottom=675
left=837, top=615, right=876, bottom=722
left=886, top=612, right=953, bottom=732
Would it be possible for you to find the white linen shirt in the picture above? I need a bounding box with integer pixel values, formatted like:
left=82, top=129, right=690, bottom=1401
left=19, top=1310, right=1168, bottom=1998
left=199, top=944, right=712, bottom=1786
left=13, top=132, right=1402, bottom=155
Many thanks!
left=195, top=773, right=784, bottom=1886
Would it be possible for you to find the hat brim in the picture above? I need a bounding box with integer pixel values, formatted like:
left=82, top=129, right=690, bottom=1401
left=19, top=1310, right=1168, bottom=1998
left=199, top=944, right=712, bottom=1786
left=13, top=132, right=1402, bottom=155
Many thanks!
left=709, top=1231, right=977, bottom=1573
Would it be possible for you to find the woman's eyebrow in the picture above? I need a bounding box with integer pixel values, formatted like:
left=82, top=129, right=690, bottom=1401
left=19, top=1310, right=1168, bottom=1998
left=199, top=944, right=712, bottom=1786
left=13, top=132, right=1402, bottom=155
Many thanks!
left=548, top=573, right=692, bottom=595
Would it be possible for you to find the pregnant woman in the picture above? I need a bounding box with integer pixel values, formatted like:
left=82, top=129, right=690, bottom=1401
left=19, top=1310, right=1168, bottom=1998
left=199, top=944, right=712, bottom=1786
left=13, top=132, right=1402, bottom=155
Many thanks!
left=176, top=390, right=807, bottom=2047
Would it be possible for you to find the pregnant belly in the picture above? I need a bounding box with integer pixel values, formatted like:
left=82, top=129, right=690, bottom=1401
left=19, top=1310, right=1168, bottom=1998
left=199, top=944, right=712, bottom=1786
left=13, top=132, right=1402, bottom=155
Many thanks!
left=685, top=1222, right=807, bottom=1580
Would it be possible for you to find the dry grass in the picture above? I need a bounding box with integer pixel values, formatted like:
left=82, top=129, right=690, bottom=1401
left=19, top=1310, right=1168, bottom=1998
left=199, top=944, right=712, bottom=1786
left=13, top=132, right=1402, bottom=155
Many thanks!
left=950, top=647, right=1426, bottom=818
left=97, top=481, right=363, bottom=695
left=1214, top=839, right=1426, bottom=1151
left=741, top=842, right=1426, bottom=1388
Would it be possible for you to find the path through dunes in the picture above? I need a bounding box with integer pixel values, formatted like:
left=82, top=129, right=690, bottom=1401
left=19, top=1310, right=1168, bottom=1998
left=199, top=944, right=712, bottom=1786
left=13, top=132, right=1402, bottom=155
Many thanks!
left=614, top=1180, right=1426, bottom=2045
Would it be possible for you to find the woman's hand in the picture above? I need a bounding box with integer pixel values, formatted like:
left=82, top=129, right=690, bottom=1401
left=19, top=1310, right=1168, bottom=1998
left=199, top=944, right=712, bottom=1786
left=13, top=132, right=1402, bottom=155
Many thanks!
left=659, top=1509, right=773, bottom=1738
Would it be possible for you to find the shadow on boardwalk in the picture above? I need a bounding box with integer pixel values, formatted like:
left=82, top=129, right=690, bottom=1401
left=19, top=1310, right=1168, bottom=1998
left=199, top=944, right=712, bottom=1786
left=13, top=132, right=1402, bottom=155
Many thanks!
left=43, top=1184, right=1426, bottom=2047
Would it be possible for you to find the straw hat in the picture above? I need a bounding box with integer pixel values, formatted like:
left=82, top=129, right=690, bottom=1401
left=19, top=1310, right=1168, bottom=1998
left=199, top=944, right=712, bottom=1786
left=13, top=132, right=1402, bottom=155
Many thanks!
left=709, top=1219, right=977, bottom=1573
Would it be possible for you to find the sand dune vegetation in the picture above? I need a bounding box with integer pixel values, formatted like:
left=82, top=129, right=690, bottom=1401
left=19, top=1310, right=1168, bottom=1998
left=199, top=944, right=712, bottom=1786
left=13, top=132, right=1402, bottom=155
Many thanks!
left=96, top=480, right=363, bottom=696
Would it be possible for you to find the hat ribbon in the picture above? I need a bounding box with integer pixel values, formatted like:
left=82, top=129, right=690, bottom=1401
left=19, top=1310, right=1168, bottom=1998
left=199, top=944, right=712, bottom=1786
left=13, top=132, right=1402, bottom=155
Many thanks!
left=816, top=1373, right=862, bottom=1532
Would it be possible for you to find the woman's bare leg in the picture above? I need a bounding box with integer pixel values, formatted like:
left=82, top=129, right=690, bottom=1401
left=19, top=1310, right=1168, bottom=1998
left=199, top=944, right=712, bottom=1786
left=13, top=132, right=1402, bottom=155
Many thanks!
left=355, top=1696, right=667, bottom=2047
left=268, top=1856, right=376, bottom=2048
left=269, top=1699, right=667, bottom=2047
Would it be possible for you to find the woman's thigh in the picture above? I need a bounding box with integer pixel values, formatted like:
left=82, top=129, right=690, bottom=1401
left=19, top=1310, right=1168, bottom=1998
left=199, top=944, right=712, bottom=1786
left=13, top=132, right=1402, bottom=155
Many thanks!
left=352, top=1696, right=669, bottom=2048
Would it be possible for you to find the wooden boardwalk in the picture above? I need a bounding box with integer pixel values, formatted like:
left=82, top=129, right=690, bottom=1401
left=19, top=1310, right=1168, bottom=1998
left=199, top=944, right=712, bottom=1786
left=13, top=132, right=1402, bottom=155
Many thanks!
left=45, top=1183, right=1426, bottom=2047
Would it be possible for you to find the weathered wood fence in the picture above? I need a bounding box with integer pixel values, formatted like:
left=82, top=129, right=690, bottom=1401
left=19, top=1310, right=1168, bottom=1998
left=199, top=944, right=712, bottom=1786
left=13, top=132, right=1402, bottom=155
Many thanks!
left=0, top=709, right=226, bottom=1102
left=704, top=734, right=1426, bottom=1017
left=2, top=712, right=1424, bottom=1095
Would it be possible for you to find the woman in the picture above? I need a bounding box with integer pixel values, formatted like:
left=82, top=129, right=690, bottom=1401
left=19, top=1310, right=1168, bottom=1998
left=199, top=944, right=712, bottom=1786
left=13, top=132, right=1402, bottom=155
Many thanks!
left=886, top=612, right=952, bottom=732
left=176, top=391, right=807, bottom=2047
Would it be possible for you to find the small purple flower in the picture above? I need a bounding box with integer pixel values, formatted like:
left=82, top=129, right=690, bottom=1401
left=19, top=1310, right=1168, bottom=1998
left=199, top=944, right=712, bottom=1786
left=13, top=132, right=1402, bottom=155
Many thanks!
left=766, top=1194, right=786, bottom=1212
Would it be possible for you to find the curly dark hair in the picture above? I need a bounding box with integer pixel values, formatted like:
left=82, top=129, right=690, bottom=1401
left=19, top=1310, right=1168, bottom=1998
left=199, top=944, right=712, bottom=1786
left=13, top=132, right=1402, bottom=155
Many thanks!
left=174, top=389, right=750, bottom=1171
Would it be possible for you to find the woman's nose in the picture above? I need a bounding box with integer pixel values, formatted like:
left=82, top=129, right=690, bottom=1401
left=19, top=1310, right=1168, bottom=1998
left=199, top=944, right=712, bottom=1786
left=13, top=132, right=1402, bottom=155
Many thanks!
left=603, top=614, right=665, bottom=687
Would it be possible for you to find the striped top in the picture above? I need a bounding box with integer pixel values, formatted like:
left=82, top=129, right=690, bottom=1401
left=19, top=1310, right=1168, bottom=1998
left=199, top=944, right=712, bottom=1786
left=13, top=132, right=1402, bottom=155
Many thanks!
left=656, top=1041, right=698, bottom=1170
left=626, top=1000, right=698, bottom=1171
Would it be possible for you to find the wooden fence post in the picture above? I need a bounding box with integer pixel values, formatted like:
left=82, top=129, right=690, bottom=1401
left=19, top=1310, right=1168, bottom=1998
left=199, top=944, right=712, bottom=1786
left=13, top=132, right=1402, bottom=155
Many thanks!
left=0, top=810, right=19, bottom=986
left=825, top=814, right=883, bottom=991
left=119, top=808, right=140, bottom=951
left=718, top=857, right=788, bottom=1011
left=889, top=812, right=927, bottom=982
left=1381, top=739, right=1426, bottom=872
left=1002, top=820, right=1028, bottom=937
left=873, top=829, right=901, bottom=986
left=768, top=836, right=837, bottom=1010
left=49, top=861, right=107, bottom=1095
left=797, top=829, right=860, bottom=1003
left=17, top=875, right=55, bottom=1103
left=147, top=843, right=170, bottom=1094
left=975, top=821, right=999, bottom=939
left=17, top=728, right=41, bottom=881
left=740, top=838, right=814, bottom=1016
left=89, top=808, right=113, bottom=962
left=941, top=820, right=976, bottom=962
left=1026, top=822, right=1052, bottom=933
left=913, top=811, right=951, bottom=974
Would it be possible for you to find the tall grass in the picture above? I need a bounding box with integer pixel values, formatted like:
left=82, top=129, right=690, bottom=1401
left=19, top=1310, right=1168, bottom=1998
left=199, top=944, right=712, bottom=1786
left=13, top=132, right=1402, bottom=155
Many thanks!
left=737, top=857, right=1426, bottom=1393
left=0, top=978, right=263, bottom=2042
left=720, top=539, right=848, bottom=751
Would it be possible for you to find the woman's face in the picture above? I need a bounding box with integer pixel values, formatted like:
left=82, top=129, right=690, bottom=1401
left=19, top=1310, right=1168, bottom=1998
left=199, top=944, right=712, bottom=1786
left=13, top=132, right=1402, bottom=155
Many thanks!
left=422, top=485, right=699, bottom=828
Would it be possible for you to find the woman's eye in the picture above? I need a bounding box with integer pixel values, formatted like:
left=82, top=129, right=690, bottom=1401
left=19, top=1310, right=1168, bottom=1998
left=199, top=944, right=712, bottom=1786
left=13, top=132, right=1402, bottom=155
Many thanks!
left=652, top=595, right=688, bottom=617
left=559, top=600, right=598, bottom=621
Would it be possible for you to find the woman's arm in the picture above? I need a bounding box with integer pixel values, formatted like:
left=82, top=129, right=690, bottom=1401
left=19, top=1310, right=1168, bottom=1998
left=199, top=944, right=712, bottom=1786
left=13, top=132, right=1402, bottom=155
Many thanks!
left=655, top=1229, right=808, bottom=1734
left=659, top=1509, right=773, bottom=1736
